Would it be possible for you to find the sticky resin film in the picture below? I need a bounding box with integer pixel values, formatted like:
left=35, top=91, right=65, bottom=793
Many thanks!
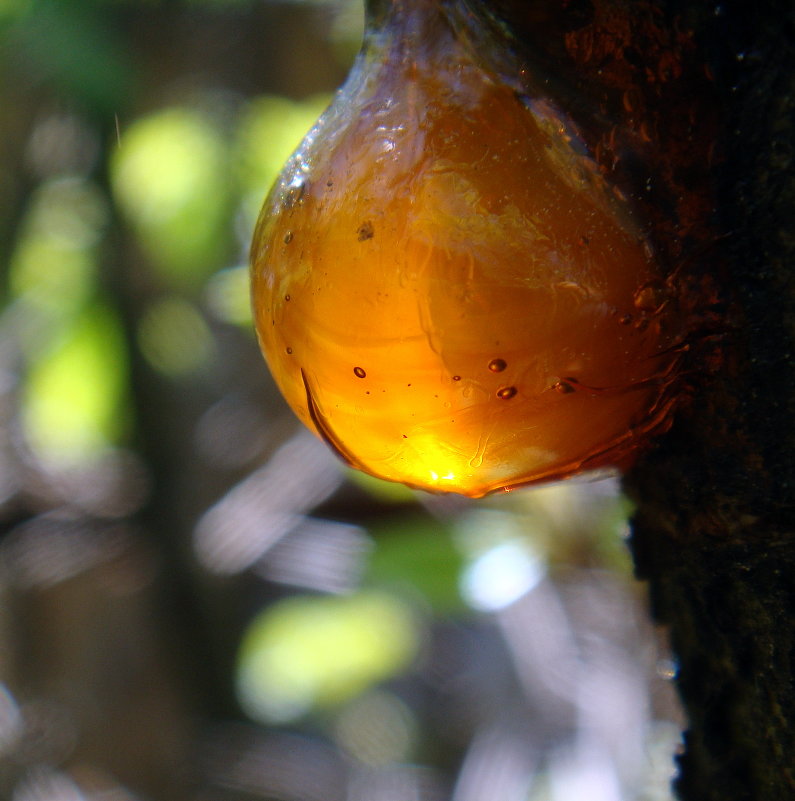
left=250, top=0, right=684, bottom=497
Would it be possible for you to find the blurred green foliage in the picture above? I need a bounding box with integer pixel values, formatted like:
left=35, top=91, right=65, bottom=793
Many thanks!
left=0, top=2, right=681, bottom=799
left=6, top=1, right=134, bottom=112
left=22, top=302, right=130, bottom=466
left=237, top=591, right=418, bottom=724
left=111, top=108, right=231, bottom=288
left=367, top=515, right=465, bottom=614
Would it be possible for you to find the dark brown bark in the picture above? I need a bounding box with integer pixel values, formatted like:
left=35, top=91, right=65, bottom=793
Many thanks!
left=625, top=2, right=795, bottom=796
left=479, top=0, right=795, bottom=798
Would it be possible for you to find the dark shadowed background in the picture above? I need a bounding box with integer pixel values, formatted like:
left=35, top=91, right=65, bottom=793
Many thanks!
left=0, top=2, right=682, bottom=799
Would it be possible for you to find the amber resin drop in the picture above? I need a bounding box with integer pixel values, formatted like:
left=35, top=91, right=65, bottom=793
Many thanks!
left=250, top=0, right=682, bottom=497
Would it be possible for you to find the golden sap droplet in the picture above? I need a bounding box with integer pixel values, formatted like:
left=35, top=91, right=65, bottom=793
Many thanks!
left=250, top=1, right=683, bottom=497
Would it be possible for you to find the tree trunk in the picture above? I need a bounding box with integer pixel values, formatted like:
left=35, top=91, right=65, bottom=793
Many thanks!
left=624, top=2, right=795, bottom=797
left=484, top=1, right=795, bottom=798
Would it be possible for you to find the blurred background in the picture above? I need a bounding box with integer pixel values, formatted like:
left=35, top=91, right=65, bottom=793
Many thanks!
left=0, top=1, right=683, bottom=799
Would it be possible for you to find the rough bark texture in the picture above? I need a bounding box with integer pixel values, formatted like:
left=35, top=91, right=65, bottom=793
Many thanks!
left=625, top=2, right=795, bottom=798
left=483, top=0, right=795, bottom=798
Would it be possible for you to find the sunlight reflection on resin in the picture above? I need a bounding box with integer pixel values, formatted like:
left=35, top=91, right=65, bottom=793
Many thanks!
left=250, top=0, right=684, bottom=497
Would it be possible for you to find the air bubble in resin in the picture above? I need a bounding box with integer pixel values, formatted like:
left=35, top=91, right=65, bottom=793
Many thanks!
left=250, top=0, right=685, bottom=497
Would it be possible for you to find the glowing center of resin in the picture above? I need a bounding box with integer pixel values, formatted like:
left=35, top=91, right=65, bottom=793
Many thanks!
left=250, top=4, right=679, bottom=497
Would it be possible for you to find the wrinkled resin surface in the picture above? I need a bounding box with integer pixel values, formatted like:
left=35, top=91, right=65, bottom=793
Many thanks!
left=251, top=3, right=680, bottom=497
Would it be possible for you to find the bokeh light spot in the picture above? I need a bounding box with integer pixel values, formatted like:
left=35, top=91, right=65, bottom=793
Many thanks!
left=22, top=304, right=129, bottom=467
left=137, top=297, right=214, bottom=376
left=236, top=591, right=418, bottom=724
left=333, top=690, right=416, bottom=765
left=205, top=264, right=252, bottom=326
left=460, top=540, right=544, bottom=612
left=111, top=107, right=228, bottom=285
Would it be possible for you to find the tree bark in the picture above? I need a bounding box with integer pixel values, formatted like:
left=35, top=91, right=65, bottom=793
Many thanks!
left=481, top=1, right=795, bottom=798
left=625, top=2, right=795, bottom=797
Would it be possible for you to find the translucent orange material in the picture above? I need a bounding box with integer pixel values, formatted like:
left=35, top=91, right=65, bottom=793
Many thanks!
left=250, top=0, right=681, bottom=497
